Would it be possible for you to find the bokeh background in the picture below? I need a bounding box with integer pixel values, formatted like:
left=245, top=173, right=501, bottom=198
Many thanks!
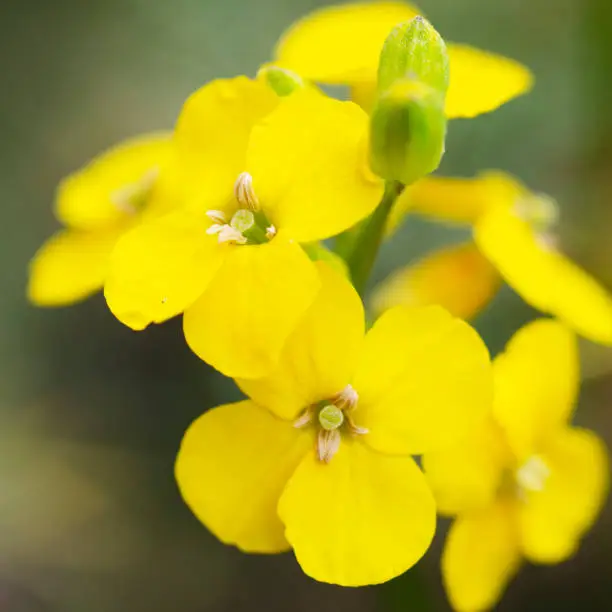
left=2, top=0, right=611, bottom=610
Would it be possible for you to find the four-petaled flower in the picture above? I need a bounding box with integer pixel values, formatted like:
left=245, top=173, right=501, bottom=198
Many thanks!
left=28, top=133, right=173, bottom=306
left=376, top=171, right=612, bottom=343
left=424, top=319, right=609, bottom=611
left=175, top=263, right=493, bottom=586
left=104, top=77, right=383, bottom=379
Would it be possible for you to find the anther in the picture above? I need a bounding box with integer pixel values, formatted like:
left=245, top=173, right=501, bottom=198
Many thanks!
left=217, top=225, right=247, bottom=245
left=318, top=429, right=341, bottom=463
left=293, top=407, right=314, bottom=429
left=332, top=384, right=359, bottom=411
left=234, top=172, right=260, bottom=211
left=206, top=210, right=227, bottom=224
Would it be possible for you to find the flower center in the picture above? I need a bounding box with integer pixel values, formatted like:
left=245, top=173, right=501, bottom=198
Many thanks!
left=514, top=193, right=559, bottom=250
left=294, top=384, right=368, bottom=463
left=111, top=167, right=159, bottom=215
left=515, top=454, right=550, bottom=494
left=206, top=172, right=277, bottom=245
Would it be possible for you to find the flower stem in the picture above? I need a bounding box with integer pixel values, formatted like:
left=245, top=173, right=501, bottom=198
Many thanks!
left=343, top=180, right=404, bottom=296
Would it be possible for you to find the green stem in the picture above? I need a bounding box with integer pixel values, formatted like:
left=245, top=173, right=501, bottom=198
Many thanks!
left=344, top=181, right=404, bottom=295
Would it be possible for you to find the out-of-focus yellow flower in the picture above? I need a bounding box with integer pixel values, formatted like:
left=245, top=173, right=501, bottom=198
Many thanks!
left=424, top=319, right=609, bottom=611
left=274, top=2, right=533, bottom=117
left=371, top=241, right=500, bottom=320
left=382, top=171, right=612, bottom=342
left=28, top=134, right=173, bottom=306
left=104, top=77, right=383, bottom=379
left=176, top=263, right=493, bottom=586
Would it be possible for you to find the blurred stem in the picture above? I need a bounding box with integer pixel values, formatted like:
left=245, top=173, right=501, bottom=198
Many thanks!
left=343, top=181, right=404, bottom=295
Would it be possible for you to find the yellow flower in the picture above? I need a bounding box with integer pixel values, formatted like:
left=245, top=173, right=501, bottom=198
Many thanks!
left=104, top=77, right=384, bottom=379
left=175, top=263, right=493, bottom=586
left=274, top=1, right=533, bottom=117
left=371, top=241, right=500, bottom=321
left=27, top=133, right=173, bottom=306
left=379, top=171, right=612, bottom=343
left=423, top=319, right=609, bottom=611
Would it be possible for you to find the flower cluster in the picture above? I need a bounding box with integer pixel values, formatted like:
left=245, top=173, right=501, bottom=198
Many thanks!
left=28, top=1, right=610, bottom=608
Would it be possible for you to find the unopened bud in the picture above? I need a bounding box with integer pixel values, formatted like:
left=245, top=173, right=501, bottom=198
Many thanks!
left=257, top=64, right=306, bottom=97
left=377, top=16, right=449, bottom=97
left=370, top=79, right=446, bottom=185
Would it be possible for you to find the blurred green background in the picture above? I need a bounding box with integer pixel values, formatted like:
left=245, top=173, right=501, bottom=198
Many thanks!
left=2, top=0, right=611, bottom=610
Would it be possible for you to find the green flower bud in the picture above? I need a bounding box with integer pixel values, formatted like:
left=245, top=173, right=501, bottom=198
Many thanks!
left=378, top=16, right=449, bottom=98
left=257, top=64, right=305, bottom=97
left=370, top=79, right=446, bottom=186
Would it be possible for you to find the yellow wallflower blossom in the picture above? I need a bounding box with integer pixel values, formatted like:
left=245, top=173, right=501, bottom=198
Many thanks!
left=104, top=77, right=384, bottom=379
left=274, top=2, right=533, bottom=117
left=423, top=319, right=609, bottom=611
left=380, top=171, right=612, bottom=342
left=28, top=133, right=173, bottom=306
left=371, top=241, right=500, bottom=320
left=176, top=263, right=493, bottom=586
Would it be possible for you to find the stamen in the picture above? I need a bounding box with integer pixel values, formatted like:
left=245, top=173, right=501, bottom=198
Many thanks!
left=516, top=455, right=550, bottom=493
left=217, top=225, right=247, bottom=245
left=234, top=172, right=260, bottom=211
left=206, top=224, right=225, bottom=235
left=332, top=384, right=359, bottom=411
left=293, top=407, right=314, bottom=429
left=265, top=225, right=277, bottom=240
left=318, top=429, right=341, bottom=463
left=206, top=210, right=227, bottom=224
left=345, top=412, right=369, bottom=436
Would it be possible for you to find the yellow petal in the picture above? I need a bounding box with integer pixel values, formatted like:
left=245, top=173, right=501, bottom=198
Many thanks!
left=28, top=225, right=129, bottom=306
left=183, top=236, right=320, bottom=379
left=519, top=427, right=609, bottom=564
left=353, top=306, right=493, bottom=455
left=174, top=77, right=278, bottom=209
left=56, top=133, right=172, bottom=230
left=237, top=262, right=363, bottom=421
left=442, top=502, right=521, bottom=612
left=371, top=241, right=500, bottom=321
left=104, top=211, right=224, bottom=330
left=475, top=202, right=612, bottom=345
left=445, top=45, right=533, bottom=119
left=246, top=91, right=383, bottom=242
left=175, top=400, right=313, bottom=553
left=274, top=2, right=419, bottom=84
left=388, top=171, right=525, bottom=233
left=278, top=438, right=436, bottom=586
left=350, top=82, right=378, bottom=113
left=423, top=419, right=509, bottom=516
left=492, top=319, right=579, bottom=460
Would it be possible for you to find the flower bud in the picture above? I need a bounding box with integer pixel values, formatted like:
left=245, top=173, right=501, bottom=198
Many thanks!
left=377, top=16, right=449, bottom=97
left=369, top=79, right=446, bottom=185
left=257, top=64, right=306, bottom=96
